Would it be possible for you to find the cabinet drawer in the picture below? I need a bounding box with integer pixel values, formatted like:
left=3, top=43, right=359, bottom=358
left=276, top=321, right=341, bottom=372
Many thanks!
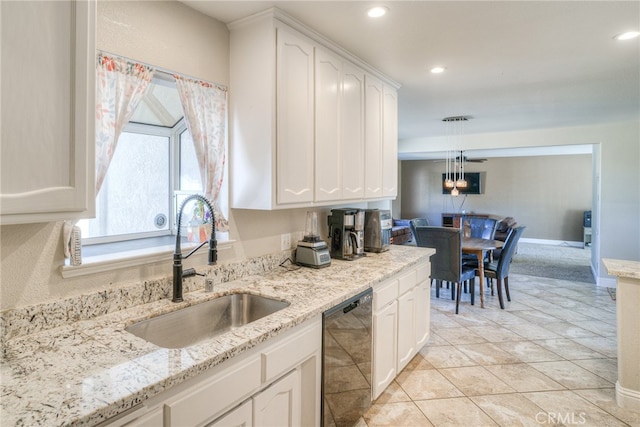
left=373, top=279, right=398, bottom=311
left=165, top=356, right=261, bottom=426
left=398, top=269, right=417, bottom=295
left=416, top=263, right=430, bottom=283
left=124, top=407, right=163, bottom=427
left=261, top=317, right=321, bottom=384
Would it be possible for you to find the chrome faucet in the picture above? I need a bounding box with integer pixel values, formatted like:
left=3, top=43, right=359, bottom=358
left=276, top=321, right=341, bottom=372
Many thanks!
left=173, top=194, right=217, bottom=302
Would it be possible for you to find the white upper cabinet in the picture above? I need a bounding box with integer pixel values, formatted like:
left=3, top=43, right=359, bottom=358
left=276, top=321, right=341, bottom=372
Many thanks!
left=315, top=48, right=342, bottom=202
left=228, top=9, right=399, bottom=210
left=364, top=75, right=384, bottom=199
left=0, top=0, right=96, bottom=224
left=275, top=27, right=315, bottom=205
left=382, top=85, right=399, bottom=197
left=229, top=14, right=313, bottom=210
left=340, top=63, right=365, bottom=199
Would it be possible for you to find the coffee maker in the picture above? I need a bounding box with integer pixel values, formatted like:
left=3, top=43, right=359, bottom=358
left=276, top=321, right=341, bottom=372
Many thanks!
left=327, top=208, right=365, bottom=260
left=364, top=209, right=392, bottom=253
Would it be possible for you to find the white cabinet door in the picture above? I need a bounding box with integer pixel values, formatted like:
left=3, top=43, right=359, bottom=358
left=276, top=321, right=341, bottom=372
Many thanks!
left=364, top=75, right=383, bottom=199
left=340, top=62, right=365, bottom=200
left=276, top=27, right=315, bottom=205
left=315, top=48, right=342, bottom=202
left=372, top=300, right=398, bottom=399
left=208, top=400, right=252, bottom=427
left=397, top=288, right=416, bottom=372
left=382, top=85, right=398, bottom=198
left=415, top=279, right=430, bottom=350
left=0, top=0, right=95, bottom=224
left=253, top=369, right=301, bottom=427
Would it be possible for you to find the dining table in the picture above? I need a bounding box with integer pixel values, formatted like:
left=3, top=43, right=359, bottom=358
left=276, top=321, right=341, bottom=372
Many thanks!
left=462, top=237, right=504, bottom=308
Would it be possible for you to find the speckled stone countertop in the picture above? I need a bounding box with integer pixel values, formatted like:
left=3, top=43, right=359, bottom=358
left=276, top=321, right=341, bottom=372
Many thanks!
left=603, top=258, right=640, bottom=280
left=1, top=245, right=432, bottom=426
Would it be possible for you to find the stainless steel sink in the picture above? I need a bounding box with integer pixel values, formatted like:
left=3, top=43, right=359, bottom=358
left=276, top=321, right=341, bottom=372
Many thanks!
left=125, top=293, right=290, bottom=349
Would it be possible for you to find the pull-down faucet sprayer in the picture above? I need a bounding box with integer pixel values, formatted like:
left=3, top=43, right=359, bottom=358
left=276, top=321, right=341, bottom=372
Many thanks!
left=173, top=194, right=217, bottom=302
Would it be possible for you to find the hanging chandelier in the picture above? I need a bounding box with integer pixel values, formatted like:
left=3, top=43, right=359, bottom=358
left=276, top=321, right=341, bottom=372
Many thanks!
left=443, top=116, right=469, bottom=196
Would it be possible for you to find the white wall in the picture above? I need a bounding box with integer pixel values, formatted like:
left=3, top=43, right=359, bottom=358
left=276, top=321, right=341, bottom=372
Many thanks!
left=399, top=119, right=640, bottom=283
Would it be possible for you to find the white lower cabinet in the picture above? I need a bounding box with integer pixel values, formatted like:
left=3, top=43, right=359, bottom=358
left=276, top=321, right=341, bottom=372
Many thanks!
left=372, top=261, right=431, bottom=399
left=396, top=287, right=416, bottom=372
left=123, top=407, right=163, bottom=427
left=415, top=265, right=431, bottom=349
left=253, top=369, right=301, bottom=426
left=209, top=371, right=301, bottom=427
left=372, top=299, right=398, bottom=398
left=208, top=399, right=252, bottom=427
left=118, top=316, right=321, bottom=427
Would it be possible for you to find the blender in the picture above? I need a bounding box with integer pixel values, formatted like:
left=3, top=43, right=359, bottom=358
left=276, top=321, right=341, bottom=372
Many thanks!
left=295, top=212, right=331, bottom=268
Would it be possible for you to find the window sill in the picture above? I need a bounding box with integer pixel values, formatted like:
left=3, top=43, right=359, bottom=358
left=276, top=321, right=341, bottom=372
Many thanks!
left=60, top=239, right=235, bottom=279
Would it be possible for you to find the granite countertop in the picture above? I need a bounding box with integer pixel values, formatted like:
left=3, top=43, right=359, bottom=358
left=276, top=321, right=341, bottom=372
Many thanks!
left=603, top=258, right=640, bottom=280
left=1, top=245, right=432, bottom=426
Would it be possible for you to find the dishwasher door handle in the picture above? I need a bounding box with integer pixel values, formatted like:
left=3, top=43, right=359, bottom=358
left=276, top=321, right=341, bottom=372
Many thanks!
left=343, top=301, right=359, bottom=314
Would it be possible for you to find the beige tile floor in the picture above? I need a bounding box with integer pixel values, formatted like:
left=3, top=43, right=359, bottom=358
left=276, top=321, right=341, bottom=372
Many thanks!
left=362, top=274, right=640, bottom=427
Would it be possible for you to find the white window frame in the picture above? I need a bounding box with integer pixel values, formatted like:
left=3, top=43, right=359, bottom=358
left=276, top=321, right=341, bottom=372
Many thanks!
left=81, top=119, right=189, bottom=246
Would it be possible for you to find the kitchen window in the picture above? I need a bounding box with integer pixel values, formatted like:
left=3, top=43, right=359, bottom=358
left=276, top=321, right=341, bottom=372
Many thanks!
left=78, top=121, right=201, bottom=249
left=74, top=64, right=228, bottom=261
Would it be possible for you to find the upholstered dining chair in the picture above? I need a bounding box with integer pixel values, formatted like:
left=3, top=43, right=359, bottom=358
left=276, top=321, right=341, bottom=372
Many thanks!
left=467, top=217, right=498, bottom=240
left=414, top=226, right=476, bottom=314
left=480, top=225, right=526, bottom=309
left=462, top=217, right=499, bottom=267
left=409, top=218, right=430, bottom=246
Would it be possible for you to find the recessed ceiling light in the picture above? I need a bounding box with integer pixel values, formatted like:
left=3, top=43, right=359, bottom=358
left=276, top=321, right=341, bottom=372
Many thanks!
left=367, top=6, right=388, bottom=18
left=431, top=66, right=446, bottom=74
left=614, top=31, right=640, bottom=41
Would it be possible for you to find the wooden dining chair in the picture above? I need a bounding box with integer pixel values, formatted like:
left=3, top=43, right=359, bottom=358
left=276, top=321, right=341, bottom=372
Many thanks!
left=414, top=226, right=476, bottom=314
left=480, top=225, right=526, bottom=309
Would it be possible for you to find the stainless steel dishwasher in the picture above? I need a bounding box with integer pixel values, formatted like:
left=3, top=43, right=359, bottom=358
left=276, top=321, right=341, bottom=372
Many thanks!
left=322, top=288, right=373, bottom=427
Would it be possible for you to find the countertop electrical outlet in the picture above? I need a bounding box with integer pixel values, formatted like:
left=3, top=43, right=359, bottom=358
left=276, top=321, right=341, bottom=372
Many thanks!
left=281, top=233, right=291, bottom=250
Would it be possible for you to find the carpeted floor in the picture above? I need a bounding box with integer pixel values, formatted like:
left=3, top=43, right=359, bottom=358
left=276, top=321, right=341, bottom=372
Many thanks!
left=510, top=242, right=595, bottom=284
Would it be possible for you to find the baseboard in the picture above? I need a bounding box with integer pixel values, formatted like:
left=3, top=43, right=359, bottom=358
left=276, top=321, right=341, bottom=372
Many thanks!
left=616, top=381, right=640, bottom=413
left=520, top=238, right=584, bottom=248
left=598, top=276, right=617, bottom=288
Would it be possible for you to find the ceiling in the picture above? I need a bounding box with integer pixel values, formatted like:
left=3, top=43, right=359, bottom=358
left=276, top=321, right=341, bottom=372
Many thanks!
left=181, top=1, right=639, bottom=158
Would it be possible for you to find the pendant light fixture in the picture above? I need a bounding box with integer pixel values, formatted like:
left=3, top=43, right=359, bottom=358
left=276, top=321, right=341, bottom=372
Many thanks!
left=442, top=116, right=469, bottom=196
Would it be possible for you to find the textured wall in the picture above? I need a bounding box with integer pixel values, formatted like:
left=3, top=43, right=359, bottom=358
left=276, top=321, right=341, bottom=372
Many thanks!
left=98, top=0, right=229, bottom=85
